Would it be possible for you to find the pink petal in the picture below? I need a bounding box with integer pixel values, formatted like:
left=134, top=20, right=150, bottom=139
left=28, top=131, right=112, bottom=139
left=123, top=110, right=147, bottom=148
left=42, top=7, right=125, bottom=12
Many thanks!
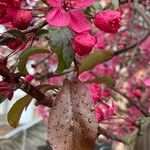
left=46, top=8, right=70, bottom=27
left=69, top=11, right=91, bottom=33
left=47, top=0, right=62, bottom=7
left=75, top=0, right=95, bottom=9
left=143, top=78, right=150, bottom=87
left=7, top=8, right=18, bottom=19
left=96, top=106, right=104, bottom=122
left=0, top=17, right=10, bottom=24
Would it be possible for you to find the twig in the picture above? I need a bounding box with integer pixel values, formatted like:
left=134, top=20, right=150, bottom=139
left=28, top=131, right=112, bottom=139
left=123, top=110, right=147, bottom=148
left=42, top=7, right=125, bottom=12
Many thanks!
left=89, top=71, right=148, bottom=116
left=112, top=87, right=148, bottom=116
left=113, top=31, right=150, bottom=56
left=35, top=68, right=75, bottom=80
left=0, top=64, right=53, bottom=107
left=24, top=20, right=47, bottom=34
left=98, top=126, right=129, bottom=144
left=17, top=78, right=53, bottom=107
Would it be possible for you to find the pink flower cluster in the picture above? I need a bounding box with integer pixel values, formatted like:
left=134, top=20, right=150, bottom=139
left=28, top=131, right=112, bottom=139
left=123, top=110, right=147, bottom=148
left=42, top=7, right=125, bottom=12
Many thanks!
left=96, top=102, right=116, bottom=123
left=0, top=0, right=32, bottom=29
left=46, top=0, right=122, bottom=56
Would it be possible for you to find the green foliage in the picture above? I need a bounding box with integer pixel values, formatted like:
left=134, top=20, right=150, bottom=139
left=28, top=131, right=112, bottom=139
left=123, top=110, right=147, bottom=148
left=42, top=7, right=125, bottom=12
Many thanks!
left=55, top=46, right=74, bottom=73
left=91, top=2, right=103, bottom=12
left=47, top=27, right=74, bottom=73
left=111, top=0, right=119, bottom=10
left=79, top=51, right=113, bottom=73
left=7, top=95, right=33, bottom=128
left=35, top=29, right=49, bottom=37
left=18, top=48, right=50, bottom=76
left=85, top=76, right=116, bottom=87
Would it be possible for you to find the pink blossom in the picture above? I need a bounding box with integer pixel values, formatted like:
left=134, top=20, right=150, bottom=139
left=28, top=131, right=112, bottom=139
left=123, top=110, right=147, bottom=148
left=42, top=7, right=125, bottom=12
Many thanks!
left=143, top=78, right=150, bottom=87
left=128, top=106, right=143, bottom=121
left=94, top=32, right=106, bottom=50
left=101, top=89, right=111, bottom=98
left=0, top=0, right=20, bottom=24
left=46, top=0, right=94, bottom=33
left=25, top=74, right=34, bottom=82
left=132, top=89, right=142, bottom=98
left=96, top=106, right=104, bottom=122
left=90, top=83, right=101, bottom=103
left=96, top=102, right=116, bottom=123
left=101, top=102, right=117, bottom=119
left=94, top=9, right=122, bottom=33
left=36, top=105, right=50, bottom=120
left=78, top=71, right=93, bottom=81
left=12, top=10, right=32, bottom=30
left=72, top=32, right=96, bottom=56
left=139, top=36, right=150, bottom=53
left=49, top=76, right=63, bottom=85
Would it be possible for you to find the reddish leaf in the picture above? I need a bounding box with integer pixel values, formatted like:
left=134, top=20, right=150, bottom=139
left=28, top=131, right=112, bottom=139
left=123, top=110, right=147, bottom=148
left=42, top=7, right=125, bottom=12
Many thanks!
left=48, top=79, right=98, bottom=150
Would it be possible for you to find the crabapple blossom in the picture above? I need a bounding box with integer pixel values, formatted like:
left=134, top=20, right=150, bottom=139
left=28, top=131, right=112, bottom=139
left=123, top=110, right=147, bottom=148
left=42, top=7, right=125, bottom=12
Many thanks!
left=46, top=0, right=94, bottom=33
left=0, top=0, right=20, bottom=24
left=12, top=10, right=32, bottom=30
left=25, top=74, right=34, bottom=82
left=94, top=9, right=122, bottom=33
left=132, top=89, right=142, bottom=98
left=72, top=32, right=96, bottom=56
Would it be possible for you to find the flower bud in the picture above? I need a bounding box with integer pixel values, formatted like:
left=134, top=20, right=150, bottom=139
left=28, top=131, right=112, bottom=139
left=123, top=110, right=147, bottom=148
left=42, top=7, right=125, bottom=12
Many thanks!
left=132, top=89, right=142, bottom=98
left=0, top=8, right=7, bottom=19
left=72, top=32, right=96, bottom=56
left=10, top=0, right=20, bottom=8
left=94, top=10, right=121, bottom=33
left=7, top=38, right=22, bottom=50
left=25, top=74, right=34, bottom=82
left=12, top=10, right=32, bottom=30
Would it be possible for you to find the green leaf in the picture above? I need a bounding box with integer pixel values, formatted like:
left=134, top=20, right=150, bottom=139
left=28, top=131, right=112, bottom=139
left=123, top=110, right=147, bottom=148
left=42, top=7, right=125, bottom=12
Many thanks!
left=35, top=29, right=49, bottom=37
left=7, top=95, right=33, bottom=128
left=85, top=76, right=116, bottom=87
left=47, top=27, right=72, bottom=49
left=8, top=30, right=26, bottom=41
left=18, top=48, right=50, bottom=75
left=79, top=51, right=113, bottom=73
left=91, top=2, right=103, bottom=12
left=55, top=46, right=74, bottom=73
left=47, top=27, right=74, bottom=72
left=112, top=0, right=119, bottom=10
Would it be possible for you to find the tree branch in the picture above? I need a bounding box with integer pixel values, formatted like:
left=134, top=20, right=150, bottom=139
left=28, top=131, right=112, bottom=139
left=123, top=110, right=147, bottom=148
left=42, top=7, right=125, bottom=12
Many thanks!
left=98, top=117, right=150, bottom=144
left=0, top=64, right=53, bottom=108
left=113, top=31, right=150, bottom=56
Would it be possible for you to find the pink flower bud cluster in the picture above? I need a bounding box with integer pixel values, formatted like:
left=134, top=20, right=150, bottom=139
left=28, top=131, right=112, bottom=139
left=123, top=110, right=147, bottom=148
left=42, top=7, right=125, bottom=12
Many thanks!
left=0, top=0, right=32, bottom=30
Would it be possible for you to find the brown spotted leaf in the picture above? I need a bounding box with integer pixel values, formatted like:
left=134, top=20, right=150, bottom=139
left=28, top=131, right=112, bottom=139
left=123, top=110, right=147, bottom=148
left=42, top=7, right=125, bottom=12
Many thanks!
left=48, top=80, right=98, bottom=150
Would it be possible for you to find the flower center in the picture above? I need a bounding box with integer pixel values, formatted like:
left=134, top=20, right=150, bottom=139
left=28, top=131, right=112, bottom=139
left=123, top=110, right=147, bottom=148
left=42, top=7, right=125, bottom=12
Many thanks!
left=62, top=0, right=76, bottom=11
